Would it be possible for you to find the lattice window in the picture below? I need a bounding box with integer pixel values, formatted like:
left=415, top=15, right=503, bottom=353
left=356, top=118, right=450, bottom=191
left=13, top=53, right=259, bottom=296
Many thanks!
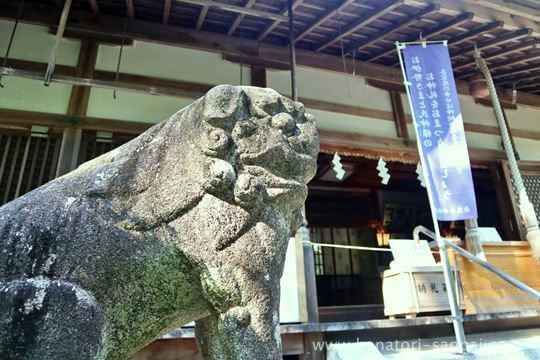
left=0, top=131, right=62, bottom=205
left=77, top=131, right=133, bottom=166
left=523, top=175, right=540, bottom=218
left=0, top=129, right=136, bottom=205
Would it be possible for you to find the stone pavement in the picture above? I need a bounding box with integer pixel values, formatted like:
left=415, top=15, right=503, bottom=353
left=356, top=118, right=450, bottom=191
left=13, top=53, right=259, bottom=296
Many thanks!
left=380, top=328, right=540, bottom=360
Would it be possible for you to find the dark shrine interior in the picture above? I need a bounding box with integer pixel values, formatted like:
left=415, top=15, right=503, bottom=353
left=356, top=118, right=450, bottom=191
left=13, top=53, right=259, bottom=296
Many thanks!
left=305, top=153, right=505, bottom=308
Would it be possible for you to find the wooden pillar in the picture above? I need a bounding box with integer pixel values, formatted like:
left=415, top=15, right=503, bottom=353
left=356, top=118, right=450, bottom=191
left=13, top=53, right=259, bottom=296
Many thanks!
left=250, top=66, right=266, bottom=88
left=389, top=90, right=409, bottom=140
left=56, top=40, right=98, bottom=177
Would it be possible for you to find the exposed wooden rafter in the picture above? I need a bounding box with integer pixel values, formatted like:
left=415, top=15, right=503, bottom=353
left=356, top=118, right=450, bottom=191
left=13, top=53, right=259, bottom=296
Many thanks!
left=496, top=71, right=540, bottom=87
left=449, top=21, right=504, bottom=48
left=492, top=63, right=540, bottom=80
left=388, top=20, right=506, bottom=66
left=257, top=0, right=304, bottom=42
left=453, top=38, right=539, bottom=72
left=196, top=6, right=209, bottom=29
left=346, top=4, right=439, bottom=55
left=88, top=0, right=99, bottom=14
left=517, top=82, right=540, bottom=93
left=226, top=0, right=257, bottom=36
left=451, top=28, right=533, bottom=59
left=316, top=0, right=404, bottom=52
left=180, top=0, right=288, bottom=22
left=365, top=12, right=473, bottom=62
left=294, top=0, right=355, bottom=44
left=163, top=0, right=171, bottom=24
left=457, top=51, right=540, bottom=79
left=0, top=0, right=538, bottom=98
left=126, top=0, right=134, bottom=19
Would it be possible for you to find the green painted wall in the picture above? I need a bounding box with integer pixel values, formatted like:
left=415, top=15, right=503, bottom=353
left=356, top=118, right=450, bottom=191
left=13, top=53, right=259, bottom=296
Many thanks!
left=0, top=77, right=71, bottom=114
left=87, top=88, right=193, bottom=123
left=96, top=41, right=251, bottom=85
left=0, top=20, right=80, bottom=66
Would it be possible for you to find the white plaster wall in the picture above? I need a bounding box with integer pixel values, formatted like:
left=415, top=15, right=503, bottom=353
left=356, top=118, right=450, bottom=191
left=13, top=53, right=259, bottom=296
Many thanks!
left=87, top=88, right=193, bottom=123
left=311, top=109, right=397, bottom=138
left=515, top=138, right=540, bottom=162
left=0, top=20, right=80, bottom=66
left=96, top=41, right=251, bottom=85
left=505, top=104, right=540, bottom=132
left=267, top=67, right=393, bottom=112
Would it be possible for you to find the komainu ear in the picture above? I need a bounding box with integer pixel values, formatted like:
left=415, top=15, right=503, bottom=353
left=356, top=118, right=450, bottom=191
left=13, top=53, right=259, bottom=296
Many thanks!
left=202, top=85, right=252, bottom=131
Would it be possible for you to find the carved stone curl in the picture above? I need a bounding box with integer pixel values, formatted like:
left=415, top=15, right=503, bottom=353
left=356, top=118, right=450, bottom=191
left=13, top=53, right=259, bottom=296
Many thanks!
left=0, top=85, right=319, bottom=359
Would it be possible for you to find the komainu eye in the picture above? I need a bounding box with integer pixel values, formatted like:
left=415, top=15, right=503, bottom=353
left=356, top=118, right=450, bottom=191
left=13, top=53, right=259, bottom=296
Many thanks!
left=271, top=113, right=295, bottom=135
left=232, top=120, right=257, bottom=139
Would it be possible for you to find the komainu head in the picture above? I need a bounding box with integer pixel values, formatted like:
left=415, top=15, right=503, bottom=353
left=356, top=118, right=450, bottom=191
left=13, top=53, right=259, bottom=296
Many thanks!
left=109, top=85, right=319, bottom=234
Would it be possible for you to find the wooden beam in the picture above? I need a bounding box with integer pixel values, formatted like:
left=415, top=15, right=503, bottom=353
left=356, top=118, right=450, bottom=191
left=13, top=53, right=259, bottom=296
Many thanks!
left=57, top=40, right=99, bottom=176
left=316, top=0, right=403, bottom=53
left=126, top=0, right=135, bottom=19
left=68, top=41, right=99, bottom=116
left=474, top=98, right=518, bottom=111
left=163, top=0, right=171, bottom=24
left=366, top=12, right=473, bottom=62
left=318, top=129, right=507, bottom=164
left=226, top=0, right=256, bottom=36
left=89, top=0, right=99, bottom=14
left=195, top=5, right=208, bottom=29
left=257, top=0, right=304, bottom=42
left=180, top=0, right=288, bottom=22
left=0, top=108, right=151, bottom=134
left=347, top=4, right=439, bottom=55
left=1, top=2, right=539, bottom=108
left=294, top=0, right=355, bottom=43
left=389, top=90, right=409, bottom=139
left=223, top=54, right=291, bottom=71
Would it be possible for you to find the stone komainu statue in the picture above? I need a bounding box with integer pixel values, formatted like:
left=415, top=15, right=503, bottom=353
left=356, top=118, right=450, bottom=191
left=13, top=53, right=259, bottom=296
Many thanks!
left=0, top=85, right=319, bottom=359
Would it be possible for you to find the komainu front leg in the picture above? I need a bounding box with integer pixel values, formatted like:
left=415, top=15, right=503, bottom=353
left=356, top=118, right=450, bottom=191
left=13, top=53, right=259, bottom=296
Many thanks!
left=0, top=278, right=107, bottom=360
left=196, top=303, right=281, bottom=360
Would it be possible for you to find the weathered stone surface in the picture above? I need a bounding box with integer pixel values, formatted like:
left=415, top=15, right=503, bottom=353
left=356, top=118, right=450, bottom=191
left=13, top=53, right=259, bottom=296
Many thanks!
left=0, top=85, right=319, bottom=360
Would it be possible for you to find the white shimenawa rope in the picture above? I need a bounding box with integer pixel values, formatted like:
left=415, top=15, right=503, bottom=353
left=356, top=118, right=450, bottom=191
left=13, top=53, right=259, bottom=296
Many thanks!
left=474, top=49, right=540, bottom=259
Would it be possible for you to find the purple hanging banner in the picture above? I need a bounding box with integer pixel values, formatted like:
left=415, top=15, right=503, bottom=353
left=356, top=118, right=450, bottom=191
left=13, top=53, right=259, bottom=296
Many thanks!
left=402, top=43, right=477, bottom=221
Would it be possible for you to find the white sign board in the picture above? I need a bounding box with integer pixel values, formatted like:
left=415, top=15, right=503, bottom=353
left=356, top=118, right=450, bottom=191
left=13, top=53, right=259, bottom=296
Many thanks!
left=389, top=239, right=436, bottom=267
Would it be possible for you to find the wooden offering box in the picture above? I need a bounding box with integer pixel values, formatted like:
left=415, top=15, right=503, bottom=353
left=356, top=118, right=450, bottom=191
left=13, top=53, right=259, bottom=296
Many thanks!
left=448, top=241, right=540, bottom=314
left=382, top=265, right=465, bottom=318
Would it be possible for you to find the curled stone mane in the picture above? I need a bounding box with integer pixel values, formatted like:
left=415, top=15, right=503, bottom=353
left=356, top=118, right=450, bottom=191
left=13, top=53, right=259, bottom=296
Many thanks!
left=0, top=85, right=319, bottom=360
